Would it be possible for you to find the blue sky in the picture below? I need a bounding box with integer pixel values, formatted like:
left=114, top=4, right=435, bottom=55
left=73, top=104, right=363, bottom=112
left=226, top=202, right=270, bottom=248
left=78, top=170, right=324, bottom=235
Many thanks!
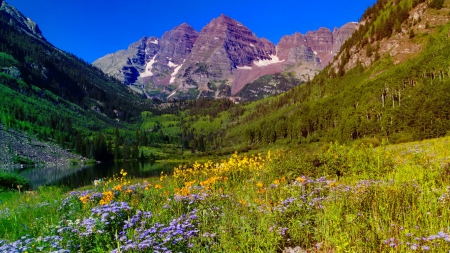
left=6, top=0, right=377, bottom=63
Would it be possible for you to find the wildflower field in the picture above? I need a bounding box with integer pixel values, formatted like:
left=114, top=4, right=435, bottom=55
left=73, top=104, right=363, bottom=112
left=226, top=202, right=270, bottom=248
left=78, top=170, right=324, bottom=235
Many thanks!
left=1, top=138, right=450, bottom=252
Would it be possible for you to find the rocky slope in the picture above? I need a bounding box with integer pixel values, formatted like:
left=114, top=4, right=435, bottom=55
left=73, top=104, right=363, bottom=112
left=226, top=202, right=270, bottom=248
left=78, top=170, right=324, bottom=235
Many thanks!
left=94, top=15, right=357, bottom=101
left=330, top=1, right=450, bottom=75
left=0, top=124, right=86, bottom=170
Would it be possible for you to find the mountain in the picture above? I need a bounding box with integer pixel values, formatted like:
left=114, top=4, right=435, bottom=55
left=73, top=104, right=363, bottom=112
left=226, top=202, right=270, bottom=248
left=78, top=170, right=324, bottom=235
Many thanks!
left=93, top=15, right=356, bottom=101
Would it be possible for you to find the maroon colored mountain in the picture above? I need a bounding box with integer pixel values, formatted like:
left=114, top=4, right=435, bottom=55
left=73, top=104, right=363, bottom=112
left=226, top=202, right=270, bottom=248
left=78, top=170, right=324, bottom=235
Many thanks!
left=140, top=23, right=199, bottom=89
left=175, top=14, right=279, bottom=96
left=93, top=15, right=357, bottom=100
left=277, top=22, right=358, bottom=66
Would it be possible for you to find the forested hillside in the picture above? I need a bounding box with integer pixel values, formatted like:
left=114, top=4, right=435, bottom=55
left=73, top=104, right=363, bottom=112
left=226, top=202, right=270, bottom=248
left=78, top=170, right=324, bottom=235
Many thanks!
left=0, top=4, right=158, bottom=164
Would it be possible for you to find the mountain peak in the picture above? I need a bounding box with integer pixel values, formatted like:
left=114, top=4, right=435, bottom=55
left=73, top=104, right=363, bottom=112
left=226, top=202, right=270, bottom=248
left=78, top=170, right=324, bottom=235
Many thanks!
left=0, top=1, right=44, bottom=40
left=172, top=22, right=196, bottom=32
left=218, top=13, right=230, bottom=19
left=175, top=22, right=192, bottom=28
left=214, top=14, right=239, bottom=24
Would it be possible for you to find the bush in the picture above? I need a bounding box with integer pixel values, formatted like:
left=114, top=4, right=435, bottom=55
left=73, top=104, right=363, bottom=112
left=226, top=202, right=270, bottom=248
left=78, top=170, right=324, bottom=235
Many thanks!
left=0, top=171, right=30, bottom=190
left=429, top=0, right=444, bottom=9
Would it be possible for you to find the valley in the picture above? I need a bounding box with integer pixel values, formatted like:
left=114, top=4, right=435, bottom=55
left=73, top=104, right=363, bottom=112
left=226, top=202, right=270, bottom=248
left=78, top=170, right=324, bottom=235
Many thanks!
left=1, top=0, right=450, bottom=252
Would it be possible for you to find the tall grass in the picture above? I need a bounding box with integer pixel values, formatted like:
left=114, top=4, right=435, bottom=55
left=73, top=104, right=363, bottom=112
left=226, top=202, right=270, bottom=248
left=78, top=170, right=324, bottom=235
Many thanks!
left=1, top=138, right=450, bottom=252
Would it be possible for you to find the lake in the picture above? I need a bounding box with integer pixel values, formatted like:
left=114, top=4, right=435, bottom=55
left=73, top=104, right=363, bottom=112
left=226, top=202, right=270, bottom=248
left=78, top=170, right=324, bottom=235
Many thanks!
left=18, top=161, right=185, bottom=190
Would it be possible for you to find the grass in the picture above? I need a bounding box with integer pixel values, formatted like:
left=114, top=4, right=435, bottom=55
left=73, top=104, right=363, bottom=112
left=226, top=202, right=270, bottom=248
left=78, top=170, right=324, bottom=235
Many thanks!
left=1, top=137, right=450, bottom=252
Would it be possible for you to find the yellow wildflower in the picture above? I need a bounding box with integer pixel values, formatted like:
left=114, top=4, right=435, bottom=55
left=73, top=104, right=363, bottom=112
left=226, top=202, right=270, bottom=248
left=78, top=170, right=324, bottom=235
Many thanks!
left=328, top=181, right=338, bottom=188
left=100, top=191, right=114, bottom=205
left=296, top=176, right=306, bottom=183
left=80, top=195, right=90, bottom=204
left=113, top=185, right=123, bottom=191
left=256, top=188, right=266, bottom=194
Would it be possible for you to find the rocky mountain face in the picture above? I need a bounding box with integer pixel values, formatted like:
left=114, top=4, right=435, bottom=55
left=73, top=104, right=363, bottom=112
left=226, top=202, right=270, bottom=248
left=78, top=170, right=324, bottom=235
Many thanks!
left=93, top=14, right=357, bottom=101
left=142, top=23, right=198, bottom=90
left=0, top=0, right=44, bottom=41
left=93, top=36, right=160, bottom=85
left=177, top=14, right=278, bottom=98
left=277, top=22, right=358, bottom=66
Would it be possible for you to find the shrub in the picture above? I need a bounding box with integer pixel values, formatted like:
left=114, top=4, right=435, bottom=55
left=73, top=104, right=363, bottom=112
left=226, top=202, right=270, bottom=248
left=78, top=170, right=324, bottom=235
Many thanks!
left=0, top=171, right=30, bottom=190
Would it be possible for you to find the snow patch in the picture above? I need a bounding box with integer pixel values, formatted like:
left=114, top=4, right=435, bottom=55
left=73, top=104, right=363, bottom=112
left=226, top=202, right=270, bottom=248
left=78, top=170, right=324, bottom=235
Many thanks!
left=313, top=51, right=318, bottom=55
left=237, top=66, right=252, bottom=70
left=141, top=55, right=157, bottom=77
left=167, top=91, right=177, bottom=99
left=150, top=39, right=159, bottom=44
left=253, top=55, right=284, bottom=67
left=170, top=64, right=182, bottom=84
left=250, top=43, right=255, bottom=47
left=168, top=61, right=177, bottom=68
left=214, top=37, right=219, bottom=40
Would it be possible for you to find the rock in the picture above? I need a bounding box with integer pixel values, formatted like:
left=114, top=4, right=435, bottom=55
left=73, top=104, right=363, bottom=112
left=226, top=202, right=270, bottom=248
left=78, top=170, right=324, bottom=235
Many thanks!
left=282, top=246, right=307, bottom=253
left=1, top=66, right=21, bottom=79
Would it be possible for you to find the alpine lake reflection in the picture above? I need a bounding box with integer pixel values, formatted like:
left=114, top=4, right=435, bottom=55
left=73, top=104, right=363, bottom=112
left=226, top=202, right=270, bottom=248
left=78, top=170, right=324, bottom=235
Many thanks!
left=19, top=161, right=185, bottom=190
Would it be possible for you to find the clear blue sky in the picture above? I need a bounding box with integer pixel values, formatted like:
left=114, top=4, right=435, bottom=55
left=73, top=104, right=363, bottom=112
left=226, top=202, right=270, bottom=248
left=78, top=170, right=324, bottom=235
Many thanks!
left=6, top=0, right=377, bottom=63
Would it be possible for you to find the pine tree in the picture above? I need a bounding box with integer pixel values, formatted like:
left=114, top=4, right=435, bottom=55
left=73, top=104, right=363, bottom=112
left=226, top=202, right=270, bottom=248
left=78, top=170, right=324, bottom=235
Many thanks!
left=114, top=127, right=120, bottom=160
left=123, top=143, right=130, bottom=160
left=132, top=144, right=139, bottom=160
left=198, top=135, right=205, bottom=152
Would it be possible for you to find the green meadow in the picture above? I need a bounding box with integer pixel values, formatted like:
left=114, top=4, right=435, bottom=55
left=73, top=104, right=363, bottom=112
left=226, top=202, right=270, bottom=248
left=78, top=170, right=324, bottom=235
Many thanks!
left=1, top=137, right=450, bottom=252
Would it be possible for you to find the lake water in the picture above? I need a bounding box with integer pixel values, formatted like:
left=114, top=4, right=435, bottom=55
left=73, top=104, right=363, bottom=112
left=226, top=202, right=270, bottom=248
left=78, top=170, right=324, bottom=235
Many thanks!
left=19, top=161, right=185, bottom=190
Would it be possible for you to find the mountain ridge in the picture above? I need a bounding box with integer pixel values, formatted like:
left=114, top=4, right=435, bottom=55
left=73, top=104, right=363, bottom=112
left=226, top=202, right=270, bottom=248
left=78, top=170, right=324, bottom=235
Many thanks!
left=93, top=14, right=357, bottom=101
